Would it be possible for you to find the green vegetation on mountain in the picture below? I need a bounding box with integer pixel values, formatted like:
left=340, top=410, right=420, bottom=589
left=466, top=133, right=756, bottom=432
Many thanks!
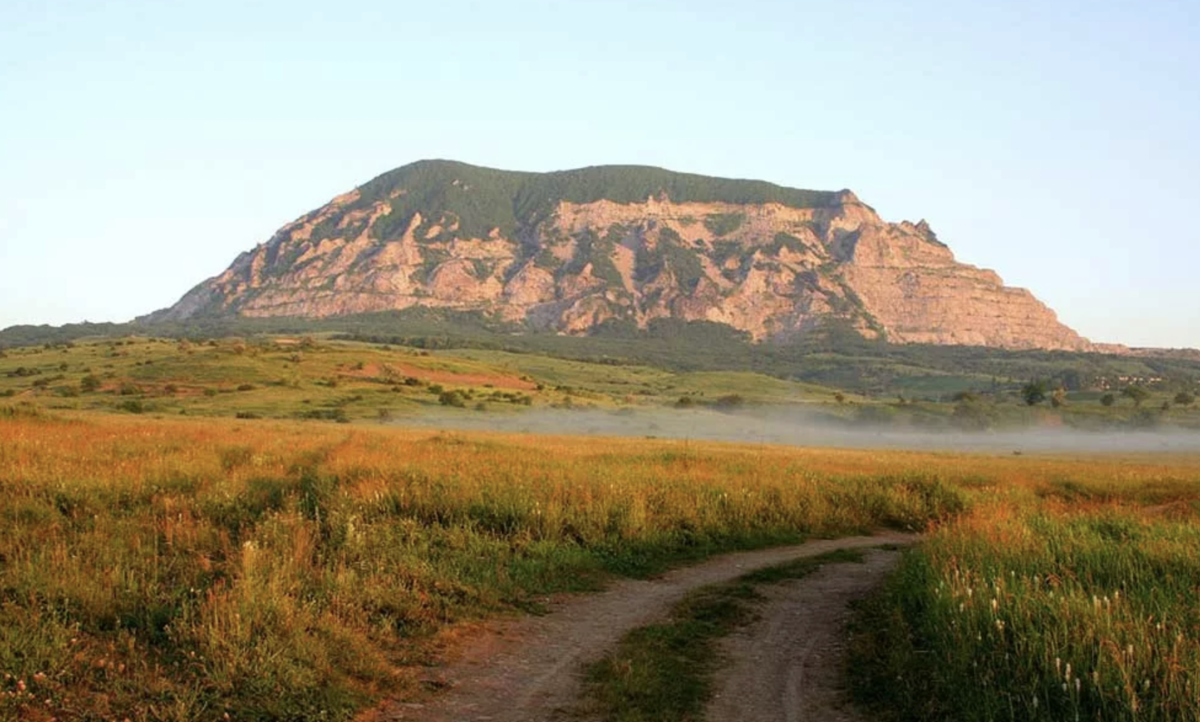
left=355, top=160, right=843, bottom=241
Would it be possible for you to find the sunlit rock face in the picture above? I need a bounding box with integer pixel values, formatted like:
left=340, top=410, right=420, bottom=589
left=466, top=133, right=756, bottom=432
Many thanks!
left=148, top=160, right=1093, bottom=352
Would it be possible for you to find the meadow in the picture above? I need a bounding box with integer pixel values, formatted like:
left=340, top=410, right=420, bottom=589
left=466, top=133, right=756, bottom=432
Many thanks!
left=0, top=405, right=971, bottom=720
left=2, top=337, right=1200, bottom=720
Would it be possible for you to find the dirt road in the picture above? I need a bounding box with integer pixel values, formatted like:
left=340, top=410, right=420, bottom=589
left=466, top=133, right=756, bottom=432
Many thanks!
left=706, top=547, right=904, bottom=722
left=365, top=532, right=915, bottom=722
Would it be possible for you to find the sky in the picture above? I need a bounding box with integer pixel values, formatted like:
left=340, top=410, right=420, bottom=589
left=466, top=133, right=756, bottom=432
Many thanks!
left=1, top=0, right=1197, bottom=348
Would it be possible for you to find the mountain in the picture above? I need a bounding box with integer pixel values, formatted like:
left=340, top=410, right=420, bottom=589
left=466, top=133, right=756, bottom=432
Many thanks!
left=146, top=160, right=1095, bottom=351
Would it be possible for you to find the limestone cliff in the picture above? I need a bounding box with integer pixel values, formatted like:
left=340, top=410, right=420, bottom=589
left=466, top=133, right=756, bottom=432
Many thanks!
left=147, top=160, right=1093, bottom=351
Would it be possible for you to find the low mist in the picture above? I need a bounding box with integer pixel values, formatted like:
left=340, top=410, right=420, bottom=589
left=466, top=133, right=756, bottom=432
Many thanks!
left=396, top=407, right=1200, bottom=455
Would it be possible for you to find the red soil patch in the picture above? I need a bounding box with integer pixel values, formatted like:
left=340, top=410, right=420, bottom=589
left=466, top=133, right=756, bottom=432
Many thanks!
left=345, top=363, right=537, bottom=391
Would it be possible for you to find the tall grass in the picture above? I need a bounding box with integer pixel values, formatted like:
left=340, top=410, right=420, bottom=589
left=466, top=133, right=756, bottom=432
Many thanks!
left=851, top=487, right=1200, bottom=721
left=0, top=411, right=971, bottom=721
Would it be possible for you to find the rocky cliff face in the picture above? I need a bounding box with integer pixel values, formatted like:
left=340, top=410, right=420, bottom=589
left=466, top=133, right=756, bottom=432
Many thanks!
left=149, top=161, right=1093, bottom=351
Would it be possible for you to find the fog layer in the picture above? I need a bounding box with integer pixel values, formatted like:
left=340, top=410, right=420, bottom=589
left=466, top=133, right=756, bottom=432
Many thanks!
left=395, top=407, right=1200, bottom=454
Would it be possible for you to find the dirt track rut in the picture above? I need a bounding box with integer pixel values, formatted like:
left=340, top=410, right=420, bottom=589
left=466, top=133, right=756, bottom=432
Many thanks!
left=365, top=532, right=915, bottom=722
left=707, top=547, right=904, bottom=722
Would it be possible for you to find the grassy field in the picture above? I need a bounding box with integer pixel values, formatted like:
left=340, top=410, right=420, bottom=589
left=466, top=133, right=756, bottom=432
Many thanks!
left=850, top=467, right=1200, bottom=721
left=3, top=404, right=1200, bottom=720
left=0, top=406, right=973, bottom=720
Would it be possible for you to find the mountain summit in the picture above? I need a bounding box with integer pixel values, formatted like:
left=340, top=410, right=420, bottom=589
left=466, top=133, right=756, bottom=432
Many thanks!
left=147, top=160, right=1092, bottom=351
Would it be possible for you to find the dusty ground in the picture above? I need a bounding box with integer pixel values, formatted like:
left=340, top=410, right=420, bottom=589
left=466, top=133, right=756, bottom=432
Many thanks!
left=707, top=547, right=905, bottom=722
left=363, top=532, right=914, bottom=722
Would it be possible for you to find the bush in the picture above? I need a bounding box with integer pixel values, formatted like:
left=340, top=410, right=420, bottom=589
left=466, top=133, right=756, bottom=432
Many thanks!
left=1021, top=380, right=1048, bottom=406
left=80, top=374, right=102, bottom=392
left=439, top=390, right=467, bottom=408
left=237, top=383, right=255, bottom=392
left=117, top=399, right=144, bottom=414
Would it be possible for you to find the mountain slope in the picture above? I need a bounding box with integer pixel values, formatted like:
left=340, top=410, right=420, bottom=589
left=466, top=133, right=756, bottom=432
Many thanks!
left=147, top=160, right=1093, bottom=351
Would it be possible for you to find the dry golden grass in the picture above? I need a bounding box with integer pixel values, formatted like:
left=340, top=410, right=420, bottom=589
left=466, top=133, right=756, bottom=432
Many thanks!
left=3, top=406, right=1199, bottom=720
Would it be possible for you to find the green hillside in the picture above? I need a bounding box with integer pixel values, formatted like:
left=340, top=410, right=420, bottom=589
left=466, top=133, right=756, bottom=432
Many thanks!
left=3, top=311, right=1200, bottom=403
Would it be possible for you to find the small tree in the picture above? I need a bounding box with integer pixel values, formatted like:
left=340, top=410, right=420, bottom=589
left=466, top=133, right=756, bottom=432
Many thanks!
left=1122, top=386, right=1150, bottom=408
left=1174, top=391, right=1196, bottom=407
left=1021, top=380, right=1048, bottom=406
left=1100, top=393, right=1115, bottom=407
left=1049, top=388, right=1068, bottom=408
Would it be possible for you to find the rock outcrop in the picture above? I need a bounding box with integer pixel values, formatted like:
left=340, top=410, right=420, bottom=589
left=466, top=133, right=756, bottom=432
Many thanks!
left=147, top=160, right=1094, bottom=351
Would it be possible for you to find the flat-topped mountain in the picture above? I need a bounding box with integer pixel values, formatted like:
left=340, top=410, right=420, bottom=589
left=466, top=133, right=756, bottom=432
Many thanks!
left=146, top=160, right=1094, bottom=351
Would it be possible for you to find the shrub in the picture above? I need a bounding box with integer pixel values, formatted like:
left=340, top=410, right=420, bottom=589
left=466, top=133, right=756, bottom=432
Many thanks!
left=116, top=399, right=144, bottom=414
left=1021, top=380, right=1048, bottom=406
left=237, top=383, right=255, bottom=392
left=439, top=390, right=467, bottom=408
left=703, top=213, right=746, bottom=237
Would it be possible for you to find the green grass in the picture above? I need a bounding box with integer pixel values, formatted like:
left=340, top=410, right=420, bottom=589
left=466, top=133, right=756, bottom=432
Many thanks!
left=849, top=498, right=1200, bottom=721
left=582, top=548, right=866, bottom=722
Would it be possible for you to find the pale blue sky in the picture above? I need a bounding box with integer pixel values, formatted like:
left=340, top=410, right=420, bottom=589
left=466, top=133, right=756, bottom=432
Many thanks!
left=1, top=0, right=1197, bottom=347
